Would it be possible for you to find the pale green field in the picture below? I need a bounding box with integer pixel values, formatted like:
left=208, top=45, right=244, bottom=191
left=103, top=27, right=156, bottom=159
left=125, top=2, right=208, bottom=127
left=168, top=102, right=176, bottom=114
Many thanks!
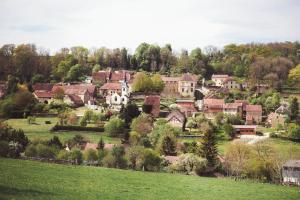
left=5, top=117, right=120, bottom=144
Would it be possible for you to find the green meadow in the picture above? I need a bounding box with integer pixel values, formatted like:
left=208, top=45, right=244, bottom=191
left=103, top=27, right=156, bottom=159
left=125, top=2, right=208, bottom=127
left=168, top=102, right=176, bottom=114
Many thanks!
left=0, top=158, right=299, bottom=200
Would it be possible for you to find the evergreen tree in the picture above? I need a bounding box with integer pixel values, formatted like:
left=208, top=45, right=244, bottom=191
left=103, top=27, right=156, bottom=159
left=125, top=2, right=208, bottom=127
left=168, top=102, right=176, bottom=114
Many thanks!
left=290, top=97, right=299, bottom=122
left=97, top=137, right=105, bottom=150
left=200, top=122, right=218, bottom=167
left=157, top=133, right=177, bottom=156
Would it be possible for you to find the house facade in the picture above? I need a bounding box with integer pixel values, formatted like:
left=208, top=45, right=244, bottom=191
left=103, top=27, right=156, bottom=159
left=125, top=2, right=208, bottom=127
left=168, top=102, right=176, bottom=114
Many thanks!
left=245, top=105, right=262, bottom=125
left=166, top=110, right=186, bottom=130
left=178, top=73, right=197, bottom=97
left=211, top=74, right=229, bottom=87
left=203, top=98, right=225, bottom=119
left=223, top=103, right=243, bottom=117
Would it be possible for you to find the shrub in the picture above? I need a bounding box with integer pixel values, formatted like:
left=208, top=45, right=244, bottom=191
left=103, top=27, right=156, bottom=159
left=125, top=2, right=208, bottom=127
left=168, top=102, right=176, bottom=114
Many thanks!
left=57, top=150, right=71, bottom=160
left=269, top=132, right=278, bottom=138
left=36, top=144, right=57, bottom=159
left=111, top=145, right=127, bottom=169
left=256, top=131, right=264, bottom=136
left=83, top=149, right=98, bottom=162
left=126, top=146, right=144, bottom=170
left=45, top=121, right=51, bottom=124
left=48, top=136, right=63, bottom=149
left=25, top=144, right=38, bottom=157
left=70, top=148, right=83, bottom=165
left=51, top=125, right=104, bottom=132
left=102, top=153, right=116, bottom=168
left=139, top=148, right=161, bottom=171
left=27, top=116, right=36, bottom=124
left=169, top=153, right=207, bottom=175
left=0, top=140, right=10, bottom=157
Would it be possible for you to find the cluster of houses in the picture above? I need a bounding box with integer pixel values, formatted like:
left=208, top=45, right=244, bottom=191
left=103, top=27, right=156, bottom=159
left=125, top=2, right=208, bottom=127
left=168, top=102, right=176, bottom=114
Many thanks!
left=29, top=70, right=271, bottom=135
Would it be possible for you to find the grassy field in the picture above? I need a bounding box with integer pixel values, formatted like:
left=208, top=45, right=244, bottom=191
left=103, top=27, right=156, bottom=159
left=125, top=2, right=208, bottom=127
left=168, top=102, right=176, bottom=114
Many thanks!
left=5, top=117, right=120, bottom=144
left=0, top=158, right=299, bottom=200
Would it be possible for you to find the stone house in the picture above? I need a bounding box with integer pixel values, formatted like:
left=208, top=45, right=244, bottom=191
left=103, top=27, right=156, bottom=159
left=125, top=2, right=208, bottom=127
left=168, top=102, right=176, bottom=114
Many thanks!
left=245, top=105, right=262, bottom=125
left=223, top=103, right=243, bottom=117
left=144, top=95, right=160, bottom=117
left=211, top=74, right=229, bottom=87
left=178, top=73, right=198, bottom=97
left=161, top=76, right=180, bottom=97
left=33, top=90, right=53, bottom=104
left=166, top=110, right=186, bottom=130
left=203, top=98, right=225, bottom=119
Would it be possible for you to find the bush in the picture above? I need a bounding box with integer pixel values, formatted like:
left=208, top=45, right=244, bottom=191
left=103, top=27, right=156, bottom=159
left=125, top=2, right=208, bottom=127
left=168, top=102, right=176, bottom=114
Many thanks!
left=57, top=150, right=71, bottom=160
left=139, top=148, right=161, bottom=171
left=70, top=148, right=83, bottom=165
left=45, top=121, right=51, bottom=124
left=27, top=116, right=36, bottom=124
left=269, top=132, right=278, bottom=138
left=256, top=131, right=264, bottom=136
left=25, top=144, right=38, bottom=157
left=102, top=153, right=116, bottom=168
left=83, top=149, right=98, bottom=162
left=50, top=125, right=104, bottom=132
left=36, top=144, right=57, bottom=159
left=169, top=153, right=207, bottom=175
left=0, top=140, right=10, bottom=157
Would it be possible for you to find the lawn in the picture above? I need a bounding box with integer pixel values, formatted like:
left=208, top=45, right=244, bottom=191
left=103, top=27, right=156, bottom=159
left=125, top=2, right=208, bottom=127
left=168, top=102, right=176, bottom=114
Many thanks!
left=5, top=117, right=120, bottom=144
left=0, top=158, right=299, bottom=200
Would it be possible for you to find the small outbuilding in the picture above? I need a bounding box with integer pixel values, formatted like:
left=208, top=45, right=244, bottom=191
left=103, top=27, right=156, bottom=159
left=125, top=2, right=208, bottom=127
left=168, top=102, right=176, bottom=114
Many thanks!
left=282, top=160, right=300, bottom=186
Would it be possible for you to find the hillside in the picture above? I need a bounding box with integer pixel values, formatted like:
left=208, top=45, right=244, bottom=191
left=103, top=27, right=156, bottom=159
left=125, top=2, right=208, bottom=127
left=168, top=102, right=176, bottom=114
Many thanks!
left=0, top=158, right=299, bottom=200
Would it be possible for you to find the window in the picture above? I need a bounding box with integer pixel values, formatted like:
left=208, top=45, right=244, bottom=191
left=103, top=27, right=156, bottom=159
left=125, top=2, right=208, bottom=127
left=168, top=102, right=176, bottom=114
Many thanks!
left=191, top=83, right=193, bottom=87
left=182, top=88, right=184, bottom=92
left=191, top=88, right=194, bottom=92
left=114, top=96, right=118, bottom=102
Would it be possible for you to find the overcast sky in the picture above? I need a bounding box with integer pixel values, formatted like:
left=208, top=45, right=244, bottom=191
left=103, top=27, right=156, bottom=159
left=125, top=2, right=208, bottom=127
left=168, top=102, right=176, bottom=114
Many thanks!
left=0, top=0, right=299, bottom=53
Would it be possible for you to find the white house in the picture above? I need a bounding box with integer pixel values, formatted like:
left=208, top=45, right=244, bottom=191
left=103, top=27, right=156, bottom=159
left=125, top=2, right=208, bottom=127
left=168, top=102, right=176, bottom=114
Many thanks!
left=106, top=80, right=130, bottom=110
left=211, top=74, right=229, bottom=87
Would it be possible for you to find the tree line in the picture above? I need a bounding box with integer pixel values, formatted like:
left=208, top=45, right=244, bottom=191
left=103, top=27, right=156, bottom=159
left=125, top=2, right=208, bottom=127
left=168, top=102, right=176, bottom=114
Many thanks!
left=0, top=42, right=300, bottom=89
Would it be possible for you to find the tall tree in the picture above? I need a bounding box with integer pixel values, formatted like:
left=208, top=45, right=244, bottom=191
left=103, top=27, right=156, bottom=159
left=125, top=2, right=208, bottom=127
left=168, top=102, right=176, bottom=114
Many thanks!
left=200, top=122, right=218, bottom=167
left=289, top=97, right=299, bottom=122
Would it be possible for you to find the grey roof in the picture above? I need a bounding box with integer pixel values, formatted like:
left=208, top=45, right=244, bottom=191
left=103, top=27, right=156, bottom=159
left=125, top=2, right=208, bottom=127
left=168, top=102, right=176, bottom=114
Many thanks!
left=166, top=110, right=186, bottom=123
left=283, top=160, right=300, bottom=168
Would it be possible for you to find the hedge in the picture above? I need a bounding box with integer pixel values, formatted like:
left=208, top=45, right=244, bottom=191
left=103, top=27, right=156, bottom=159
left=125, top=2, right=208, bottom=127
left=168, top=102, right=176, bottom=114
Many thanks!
left=50, top=125, right=104, bottom=132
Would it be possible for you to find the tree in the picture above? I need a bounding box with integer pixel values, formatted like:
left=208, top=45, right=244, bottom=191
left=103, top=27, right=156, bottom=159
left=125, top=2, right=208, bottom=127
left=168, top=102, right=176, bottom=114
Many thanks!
left=288, top=64, right=300, bottom=86
left=97, top=137, right=105, bottom=150
left=111, top=145, right=127, bottom=169
left=157, top=133, right=177, bottom=156
left=6, top=75, right=19, bottom=94
left=48, top=136, right=63, bottom=149
left=199, top=122, right=218, bottom=168
left=286, top=123, right=300, bottom=139
left=104, top=117, right=126, bottom=137
left=130, top=114, right=153, bottom=137
left=223, top=123, right=235, bottom=139
left=83, top=149, right=98, bottom=163
left=119, top=103, right=140, bottom=125
left=65, top=64, right=87, bottom=82
left=289, top=97, right=299, bottom=122
left=151, top=74, right=165, bottom=92
left=70, top=148, right=83, bottom=165
left=92, top=64, right=101, bottom=73
left=132, top=72, right=153, bottom=92
left=31, top=74, right=44, bottom=84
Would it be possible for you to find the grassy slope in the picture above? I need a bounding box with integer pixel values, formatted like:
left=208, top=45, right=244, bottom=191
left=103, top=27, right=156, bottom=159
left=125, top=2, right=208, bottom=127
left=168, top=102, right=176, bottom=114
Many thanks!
left=0, top=158, right=299, bottom=200
left=5, top=117, right=120, bottom=144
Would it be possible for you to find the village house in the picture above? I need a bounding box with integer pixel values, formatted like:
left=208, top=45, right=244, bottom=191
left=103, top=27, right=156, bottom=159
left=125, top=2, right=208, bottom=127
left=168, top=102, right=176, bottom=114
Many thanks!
left=176, top=99, right=197, bottom=117
left=161, top=73, right=198, bottom=98
left=282, top=160, right=300, bottom=186
left=223, top=102, right=243, bottom=117
left=211, top=74, right=229, bottom=87
left=144, top=95, right=160, bottom=117
left=99, top=82, right=122, bottom=96
left=222, top=77, right=247, bottom=90
left=178, top=73, right=198, bottom=97
left=92, top=70, right=134, bottom=85
left=33, top=90, right=53, bottom=104
left=161, top=76, right=180, bottom=97
left=166, top=110, right=186, bottom=130
left=245, top=105, right=262, bottom=125
left=52, top=84, right=96, bottom=107
left=203, top=98, right=225, bottom=119
left=267, top=104, right=289, bottom=128
left=232, top=125, right=257, bottom=135
left=105, top=81, right=130, bottom=110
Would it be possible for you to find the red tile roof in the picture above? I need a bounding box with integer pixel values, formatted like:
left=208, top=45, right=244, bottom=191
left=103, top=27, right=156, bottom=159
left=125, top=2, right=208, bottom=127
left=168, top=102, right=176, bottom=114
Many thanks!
left=92, top=71, right=109, bottom=82
left=100, top=82, right=121, bottom=90
left=204, top=98, right=225, bottom=106
left=181, top=73, right=198, bottom=82
left=223, top=103, right=243, bottom=109
left=32, top=83, right=53, bottom=91
left=34, top=90, right=53, bottom=98
left=246, top=105, right=262, bottom=112
left=52, top=84, right=95, bottom=95
left=67, top=94, right=84, bottom=106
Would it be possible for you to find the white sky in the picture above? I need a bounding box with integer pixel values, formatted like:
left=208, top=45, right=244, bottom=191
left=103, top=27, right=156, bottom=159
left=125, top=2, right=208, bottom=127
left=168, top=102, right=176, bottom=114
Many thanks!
left=0, top=0, right=299, bottom=53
